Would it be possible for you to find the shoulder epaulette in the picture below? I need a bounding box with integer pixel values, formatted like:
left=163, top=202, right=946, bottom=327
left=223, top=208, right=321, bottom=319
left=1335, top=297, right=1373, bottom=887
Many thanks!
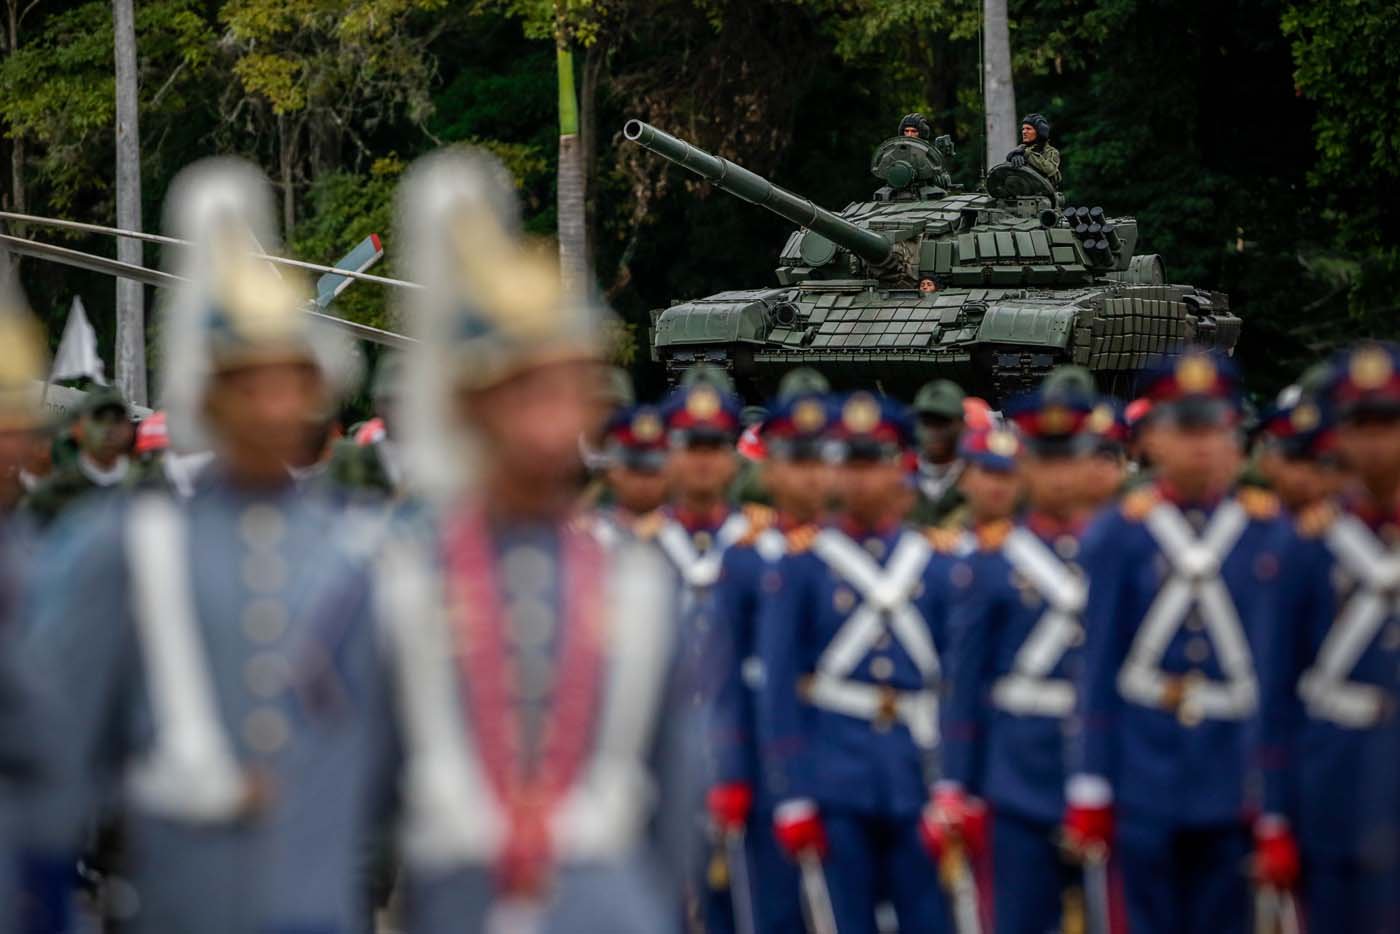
left=737, top=503, right=777, bottom=546
left=1297, top=500, right=1337, bottom=539
left=977, top=519, right=1012, bottom=552
left=1121, top=487, right=1159, bottom=522
left=632, top=510, right=665, bottom=542
left=785, top=524, right=818, bottom=554
left=1238, top=487, right=1281, bottom=521
left=925, top=526, right=964, bottom=554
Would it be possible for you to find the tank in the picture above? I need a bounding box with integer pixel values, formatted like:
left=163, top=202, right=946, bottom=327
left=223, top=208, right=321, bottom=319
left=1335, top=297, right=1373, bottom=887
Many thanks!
left=624, top=119, right=1241, bottom=402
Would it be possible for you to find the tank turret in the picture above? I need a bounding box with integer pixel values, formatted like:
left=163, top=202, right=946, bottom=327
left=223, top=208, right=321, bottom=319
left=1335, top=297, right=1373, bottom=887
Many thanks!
left=625, top=119, right=1241, bottom=402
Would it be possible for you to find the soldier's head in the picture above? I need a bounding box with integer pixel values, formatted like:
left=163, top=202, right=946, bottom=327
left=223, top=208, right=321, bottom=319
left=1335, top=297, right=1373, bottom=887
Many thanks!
left=919, top=277, right=939, bottom=294
left=662, top=381, right=741, bottom=507
left=761, top=390, right=836, bottom=524
left=1020, top=113, right=1051, bottom=146
left=1137, top=352, right=1244, bottom=500
left=899, top=113, right=931, bottom=140
left=832, top=392, right=914, bottom=526
left=957, top=427, right=1023, bottom=524
left=601, top=403, right=670, bottom=516
left=75, top=387, right=135, bottom=467
left=1007, top=382, right=1099, bottom=519
left=1081, top=400, right=1129, bottom=510
left=912, top=379, right=966, bottom=464
left=1252, top=385, right=1343, bottom=512
left=1326, top=342, right=1400, bottom=501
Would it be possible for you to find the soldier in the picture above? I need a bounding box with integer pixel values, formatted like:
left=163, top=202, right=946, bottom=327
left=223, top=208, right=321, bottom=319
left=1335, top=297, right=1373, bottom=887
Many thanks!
left=1255, top=343, right=1400, bottom=934
left=707, top=380, right=835, bottom=933
left=758, top=391, right=954, bottom=934
left=329, top=148, right=697, bottom=933
left=946, top=425, right=1024, bottom=551
left=899, top=113, right=932, bottom=140
left=909, top=379, right=967, bottom=526
left=590, top=400, right=670, bottom=547
left=1064, top=351, right=1292, bottom=934
left=938, top=383, right=1098, bottom=934
left=22, top=386, right=135, bottom=529
left=1006, top=112, right=1061, bottom=189
left=325, top=352, right=406, bottom=501
left=1250, top=382, right=1345, bottom=515
left=18, top=159, right=359, bottom=934
left=1083, top=399, right=1130, bottom=510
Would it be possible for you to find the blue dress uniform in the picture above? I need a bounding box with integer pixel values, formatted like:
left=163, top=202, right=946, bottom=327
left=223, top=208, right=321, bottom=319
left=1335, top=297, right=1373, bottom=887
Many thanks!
left=943, top=400, right=1096, bottom=934
left=588, top=404, right=669, bottom=551
left=1068, top=353, right=1293, bottom=934
left=1257, top=345, right=1400, bottom=934
left=706, top=392, right=833, bottom=934
left=17, top=159, right=376, bottom=934
left=758, top=393, right=952, bottom=934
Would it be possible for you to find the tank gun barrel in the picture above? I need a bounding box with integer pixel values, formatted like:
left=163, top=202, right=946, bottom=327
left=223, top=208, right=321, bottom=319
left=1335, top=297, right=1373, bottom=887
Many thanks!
left=624, top=119, right=892, bottom=266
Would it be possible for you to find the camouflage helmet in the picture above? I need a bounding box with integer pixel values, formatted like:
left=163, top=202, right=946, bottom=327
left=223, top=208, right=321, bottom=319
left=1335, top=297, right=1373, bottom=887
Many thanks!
left=1021, top=113, right=1051, bottom=142
left=679, top=363, right=738, bottom=396
left=1041, top=364, right=1096, bottom=401
left=776, top=367, right=830, bottom=402
left=912, top=378, right=966, bottom=419
left=898, top=113, right=931, bottom=140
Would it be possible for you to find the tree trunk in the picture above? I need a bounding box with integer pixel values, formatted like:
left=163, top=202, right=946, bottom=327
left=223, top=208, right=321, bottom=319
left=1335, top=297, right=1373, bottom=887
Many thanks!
left=112, top=0, right=146, bottom=405
left=278, top=112, right=296, bottom=233
left=7, top=0, right=27, bottom=238
left=556, top=41, right=589, bottom=297
left=982, top=0, right=1017, bottom=168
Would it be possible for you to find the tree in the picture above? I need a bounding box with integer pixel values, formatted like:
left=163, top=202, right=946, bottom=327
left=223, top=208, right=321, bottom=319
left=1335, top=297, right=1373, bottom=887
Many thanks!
left=112, top=0, right=145, bottom=404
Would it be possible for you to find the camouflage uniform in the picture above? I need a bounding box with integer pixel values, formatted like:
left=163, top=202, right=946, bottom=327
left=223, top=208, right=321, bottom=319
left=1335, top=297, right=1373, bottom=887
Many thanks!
left=1024, top=143, right=1061, bottom=188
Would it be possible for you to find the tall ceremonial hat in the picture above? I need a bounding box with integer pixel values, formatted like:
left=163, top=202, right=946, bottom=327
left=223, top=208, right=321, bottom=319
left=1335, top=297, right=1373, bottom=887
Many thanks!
left=0, top=261, right=49, bottom=430
left=959, top=426, right=1021, bottom=472
left=395, top=147, right=605, bottom=497
left=1324, top=341, right=1400, bottom=421
left=830, top=391, right=915, bottom=462
left=1138, top=349, right=1243, bottom=428
left=159, top=157, right=359, bottom=451
left=1005, top=368, right=1098, bottom=457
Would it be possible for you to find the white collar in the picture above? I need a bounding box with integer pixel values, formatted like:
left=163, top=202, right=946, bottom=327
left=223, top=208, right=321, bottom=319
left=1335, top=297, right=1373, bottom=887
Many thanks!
left=78, top=453, right=130, bottom=487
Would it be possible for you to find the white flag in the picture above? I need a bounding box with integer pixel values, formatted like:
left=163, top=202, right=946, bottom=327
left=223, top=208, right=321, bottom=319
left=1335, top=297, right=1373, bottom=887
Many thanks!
left=50, top=296, right=107, bottom=385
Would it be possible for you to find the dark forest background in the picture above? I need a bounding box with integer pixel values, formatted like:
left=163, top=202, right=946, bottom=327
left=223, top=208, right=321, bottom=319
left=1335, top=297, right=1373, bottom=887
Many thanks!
left=2, top=0, right=1397, bottom=407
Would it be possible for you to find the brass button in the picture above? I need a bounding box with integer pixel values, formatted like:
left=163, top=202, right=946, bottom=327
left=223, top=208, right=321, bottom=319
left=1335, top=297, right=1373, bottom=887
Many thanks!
left=243, top=708, right=290, bottom=754
left=242, top=599, right=288, bottom=642
left=1054, top=536, right=1079, bottom=560
left=870, top=657, right=895, bottom=680
left=244, top=653, right=290, bottom=698
left=693, top=531, right=713, bottom=553
left=239, top=505, right=286, bottom=548
left=1185, top=638, right=1211, bottom=664
left=864, top=538, right=886, bottom=559
left=501, top=546, right=552, bottom=595
left=834, top=588, right=856, bottom=612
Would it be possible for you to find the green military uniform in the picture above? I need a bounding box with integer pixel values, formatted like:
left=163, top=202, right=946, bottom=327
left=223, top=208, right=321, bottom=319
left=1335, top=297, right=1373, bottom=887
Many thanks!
left=908, top=378, right=966, bottom=527
left=22, top=388, right=134, bottom=529
left=1024, top=143, right=1061, bottom=188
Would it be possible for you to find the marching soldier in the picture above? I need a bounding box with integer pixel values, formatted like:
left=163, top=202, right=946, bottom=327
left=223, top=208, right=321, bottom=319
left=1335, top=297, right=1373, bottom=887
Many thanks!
left=18, top=159, right=360, bottom=933
left=1250, top=379, right=1345, bottom=515
left=707, top=379, right=835, bottom=933
left=589, top=400, right=670, bottom=548
left=324, top=352, right=406, bottom=501
left=758, top=391, right=954, bottom=934
left=1256, top=343, right=1400, bottom=933
left=22, top=387, right=135, bottom=530
left=320, top=148, right=697, bottom=934
left=1064, top=351, right=1293, bottom=934
left=938, top=383, right=1097, bottom=934
left=948, top=425, right=1025, bottom=550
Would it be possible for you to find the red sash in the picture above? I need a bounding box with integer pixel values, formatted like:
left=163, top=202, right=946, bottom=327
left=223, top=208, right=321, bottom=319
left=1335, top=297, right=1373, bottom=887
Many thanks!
left=441, top=505, right=607, bottom=894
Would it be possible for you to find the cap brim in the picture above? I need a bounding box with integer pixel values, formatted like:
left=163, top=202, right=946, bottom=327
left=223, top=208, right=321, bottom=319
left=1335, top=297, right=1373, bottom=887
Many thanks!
left=1153, top=396, right=1237, bottom=429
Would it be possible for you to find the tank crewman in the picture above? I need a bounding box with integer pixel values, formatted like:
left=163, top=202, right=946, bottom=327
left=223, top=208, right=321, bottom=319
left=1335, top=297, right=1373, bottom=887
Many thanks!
left=21, top=386, right=135, bottom=530
left=1256, top=343, right=1400, bottom=934
left=909, top=379, right=967, bottom=527
left=938, top=383, right=1098, bottom=934
left=899, top=113, right=932, bottom=141
left=1064, top=351, right=1293, bottom=934
left=590, top=399, right=670, bottom=548
left=325, top=352, right=407, bottom=501
left=758, top=391, right=954, bottom=934
left=707, top=381, right=835, bottom=933
left=1006, top=112, right=1061, bottom=189
left=326, top=147, right=697, bottom=933
left=18, top=158, right=360, bottom=934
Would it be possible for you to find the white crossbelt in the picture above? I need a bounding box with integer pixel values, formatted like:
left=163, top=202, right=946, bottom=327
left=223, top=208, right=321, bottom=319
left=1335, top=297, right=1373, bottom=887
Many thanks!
left=1298, top=515, right=1400, bottom=727
left=991, top=527, right=1085, bottom=718
left=804, top=529, right=939, bottom=747
left=656, top=512, right=751, bottom=591
left=1117, top=500, right=1258, bottom=722
left=125, top=496, right=249, bottom=822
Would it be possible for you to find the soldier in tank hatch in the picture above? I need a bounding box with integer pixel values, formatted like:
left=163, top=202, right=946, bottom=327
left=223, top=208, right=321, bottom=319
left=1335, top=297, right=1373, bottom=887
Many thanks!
left=899, top=113, right=932, bottom=140
left=1007, top=112, right=1061, bottom=189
